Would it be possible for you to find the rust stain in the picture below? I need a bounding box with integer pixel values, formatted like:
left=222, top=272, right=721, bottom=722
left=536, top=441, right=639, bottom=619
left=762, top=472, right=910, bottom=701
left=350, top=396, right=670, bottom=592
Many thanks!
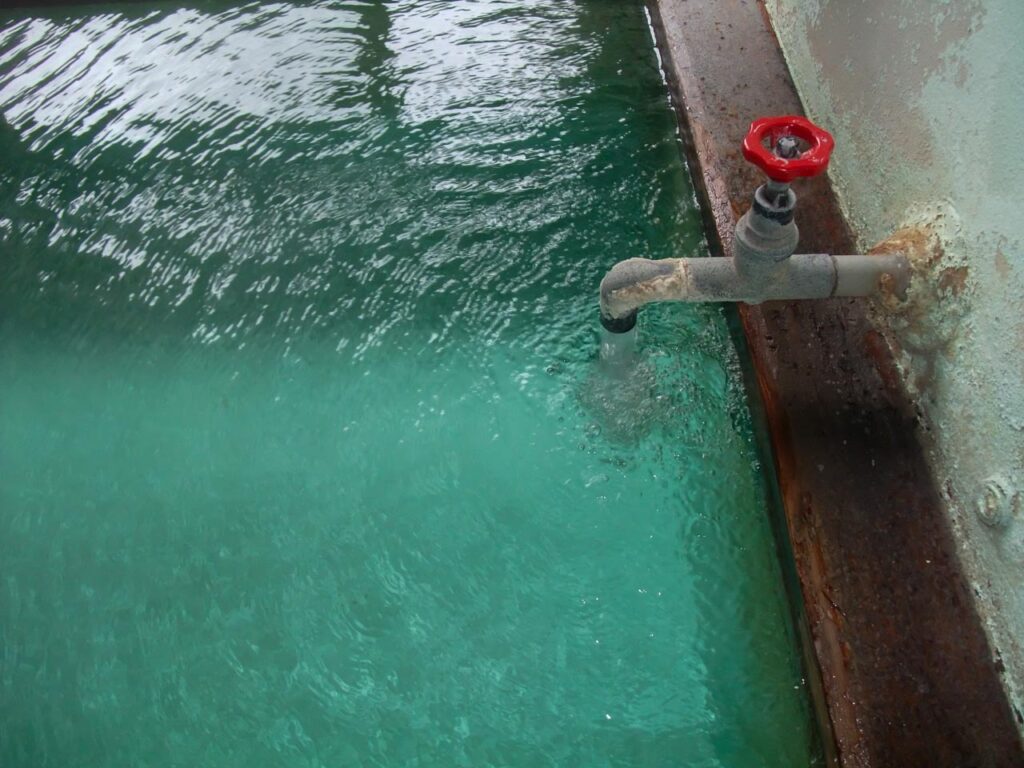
left=741, top=304, right=864, bottom=765
left=863, top=329, right=902, bottom=395
left=938, top=266, right=969, bottom=296
left=868, top=216, right=972, bottom=386
left=868, top=224, right=938, bottom=265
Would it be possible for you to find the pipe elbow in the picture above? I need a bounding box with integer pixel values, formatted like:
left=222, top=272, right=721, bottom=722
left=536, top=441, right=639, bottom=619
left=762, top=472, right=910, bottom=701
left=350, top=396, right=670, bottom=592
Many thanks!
left=599, top=258, right=680, bottom=332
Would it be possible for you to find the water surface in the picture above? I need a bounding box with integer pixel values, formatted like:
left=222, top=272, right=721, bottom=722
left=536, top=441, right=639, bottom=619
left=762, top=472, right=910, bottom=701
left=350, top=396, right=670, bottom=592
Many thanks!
left=0, top=2, right=819, bottom=766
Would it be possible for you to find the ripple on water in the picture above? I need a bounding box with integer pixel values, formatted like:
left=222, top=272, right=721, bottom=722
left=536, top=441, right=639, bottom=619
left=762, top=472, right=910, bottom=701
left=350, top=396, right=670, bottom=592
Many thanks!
left=0, top=2, right=819, bottom=767
left=1, top=0, right=677, bottom=360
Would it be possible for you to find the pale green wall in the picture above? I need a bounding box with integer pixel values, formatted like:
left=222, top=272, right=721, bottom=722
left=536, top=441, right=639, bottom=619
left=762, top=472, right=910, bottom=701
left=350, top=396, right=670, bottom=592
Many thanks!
left=765, top=0, right=1024, bottom=727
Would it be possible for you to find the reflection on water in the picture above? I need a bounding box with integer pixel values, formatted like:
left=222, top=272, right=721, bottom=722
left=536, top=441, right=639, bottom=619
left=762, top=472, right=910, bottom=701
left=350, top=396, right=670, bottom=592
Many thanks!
left=0, top=2, right=819, bottom=767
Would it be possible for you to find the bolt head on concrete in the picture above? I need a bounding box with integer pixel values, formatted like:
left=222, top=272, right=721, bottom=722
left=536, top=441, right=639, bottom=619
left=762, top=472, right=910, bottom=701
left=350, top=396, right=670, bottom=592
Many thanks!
left=976, top=475, right=1020, bottom=529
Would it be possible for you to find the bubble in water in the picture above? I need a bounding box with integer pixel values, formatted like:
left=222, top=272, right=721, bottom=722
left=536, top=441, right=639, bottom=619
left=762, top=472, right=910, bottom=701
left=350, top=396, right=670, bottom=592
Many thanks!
left=598, top=326, right=639, bottom=370
left=580, top=327, right=667, bottom=445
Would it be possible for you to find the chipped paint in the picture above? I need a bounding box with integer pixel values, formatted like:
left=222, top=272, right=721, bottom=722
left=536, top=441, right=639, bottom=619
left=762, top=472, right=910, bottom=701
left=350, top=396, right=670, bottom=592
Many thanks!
left=767, top=0, right=1024, bottom=734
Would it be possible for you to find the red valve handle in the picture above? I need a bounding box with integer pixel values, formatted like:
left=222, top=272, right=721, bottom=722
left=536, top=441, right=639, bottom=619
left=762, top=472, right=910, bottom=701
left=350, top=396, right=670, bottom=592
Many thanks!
left=741, top=115, right=834, bottom=183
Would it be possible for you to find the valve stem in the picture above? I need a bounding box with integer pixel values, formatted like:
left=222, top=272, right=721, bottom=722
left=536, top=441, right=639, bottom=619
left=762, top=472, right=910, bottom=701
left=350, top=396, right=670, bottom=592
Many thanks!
left=775, top=135, right=800, bottom=159
left=764, top=136, right=801, bottom=206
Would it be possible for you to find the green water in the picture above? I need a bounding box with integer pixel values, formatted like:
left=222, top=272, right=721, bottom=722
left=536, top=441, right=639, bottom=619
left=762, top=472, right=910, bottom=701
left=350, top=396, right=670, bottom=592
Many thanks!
left=0, top=2, right=819, bottom=766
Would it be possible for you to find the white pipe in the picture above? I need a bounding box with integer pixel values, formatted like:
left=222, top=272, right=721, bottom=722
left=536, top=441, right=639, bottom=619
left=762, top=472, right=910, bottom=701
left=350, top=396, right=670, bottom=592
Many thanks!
left=831, top=254, right=907, bottom=297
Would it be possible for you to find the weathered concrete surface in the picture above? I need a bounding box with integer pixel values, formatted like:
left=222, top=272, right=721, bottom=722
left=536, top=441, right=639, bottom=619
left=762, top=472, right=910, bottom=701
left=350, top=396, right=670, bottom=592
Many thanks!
left=765, top=0, right=1024, bottom=735
left=646, top=0, right=1024, bottom=765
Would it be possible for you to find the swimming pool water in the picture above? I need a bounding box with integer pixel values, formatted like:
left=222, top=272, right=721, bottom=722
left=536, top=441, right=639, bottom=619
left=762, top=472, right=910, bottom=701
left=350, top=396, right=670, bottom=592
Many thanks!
left=0, top=1, right=820, bottom=765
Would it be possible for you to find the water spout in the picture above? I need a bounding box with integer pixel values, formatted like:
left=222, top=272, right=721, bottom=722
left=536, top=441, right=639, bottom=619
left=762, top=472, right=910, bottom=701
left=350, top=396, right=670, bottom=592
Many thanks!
left=598, top=325, right=638, bottom=369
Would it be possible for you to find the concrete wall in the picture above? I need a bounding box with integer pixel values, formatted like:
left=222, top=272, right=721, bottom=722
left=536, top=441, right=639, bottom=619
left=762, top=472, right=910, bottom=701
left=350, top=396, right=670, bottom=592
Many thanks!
left=765, top=0, right=1024, bottom=727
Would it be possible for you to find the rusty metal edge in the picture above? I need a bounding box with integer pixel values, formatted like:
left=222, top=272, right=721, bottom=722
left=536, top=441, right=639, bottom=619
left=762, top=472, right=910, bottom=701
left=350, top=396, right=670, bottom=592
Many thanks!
left=643, top=2, right=840, bottom=764
left=642, top=1, right=1024, bottom=766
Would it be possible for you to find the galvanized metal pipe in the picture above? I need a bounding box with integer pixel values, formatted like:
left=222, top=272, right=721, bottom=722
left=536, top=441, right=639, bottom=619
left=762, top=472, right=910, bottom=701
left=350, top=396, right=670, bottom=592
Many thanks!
left=599, top=252, right=908, bottom=329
